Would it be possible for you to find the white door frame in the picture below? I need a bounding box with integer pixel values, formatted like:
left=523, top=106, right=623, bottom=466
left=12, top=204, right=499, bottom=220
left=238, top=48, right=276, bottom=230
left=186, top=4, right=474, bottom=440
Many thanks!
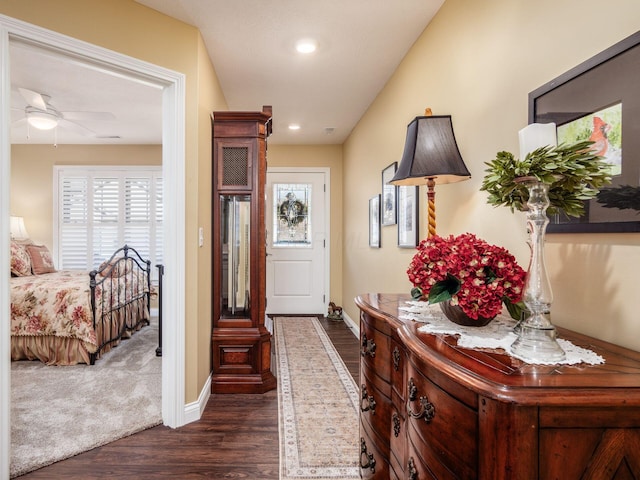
left=0, top=15, right=187, bottom=479
left=266, top=166, right=330, bottom=314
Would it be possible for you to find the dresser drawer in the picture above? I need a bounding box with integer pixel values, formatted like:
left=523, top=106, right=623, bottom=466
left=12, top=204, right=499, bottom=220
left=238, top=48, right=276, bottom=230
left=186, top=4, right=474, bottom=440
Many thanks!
left=360, top=312, right=392, bottom=383
left=360, top=419, right=389, bottom=479
left=390, top=338, right=406, bottom=402
left=389, top=406, right=406, bottom=478
left=361, top=370, right=393, bottom=446
left=406, top=439, right=438, bottom=480
left=406, top=362, right=478, bottom=479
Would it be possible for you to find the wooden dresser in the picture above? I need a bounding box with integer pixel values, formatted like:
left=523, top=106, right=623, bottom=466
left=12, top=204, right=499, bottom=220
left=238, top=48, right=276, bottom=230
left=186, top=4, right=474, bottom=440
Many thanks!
left=355, top=293, right=640, bottom=480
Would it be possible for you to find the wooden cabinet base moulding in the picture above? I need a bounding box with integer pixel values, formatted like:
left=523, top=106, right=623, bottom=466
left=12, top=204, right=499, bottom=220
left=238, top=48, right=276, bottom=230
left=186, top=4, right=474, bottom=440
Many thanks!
left=210, top=106, right=276, bottom=394
left=356, top=293, right=640, bottom=480
left=211, top=326, right=275, bottom=394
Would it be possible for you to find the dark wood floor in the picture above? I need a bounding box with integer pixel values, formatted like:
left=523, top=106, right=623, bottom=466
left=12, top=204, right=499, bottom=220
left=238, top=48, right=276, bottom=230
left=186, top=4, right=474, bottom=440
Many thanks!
left=16, top=316, right=359, bottom=479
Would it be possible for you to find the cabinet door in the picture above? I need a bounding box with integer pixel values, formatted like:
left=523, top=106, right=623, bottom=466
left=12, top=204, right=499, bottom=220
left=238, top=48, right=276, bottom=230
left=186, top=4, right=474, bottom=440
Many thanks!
left=219, top=195, right=252, bottom=318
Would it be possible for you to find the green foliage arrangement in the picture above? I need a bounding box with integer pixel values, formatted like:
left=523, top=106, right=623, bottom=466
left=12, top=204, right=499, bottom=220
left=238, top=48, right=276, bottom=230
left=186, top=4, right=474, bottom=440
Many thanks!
left=480, top=140, right=612, bottom=218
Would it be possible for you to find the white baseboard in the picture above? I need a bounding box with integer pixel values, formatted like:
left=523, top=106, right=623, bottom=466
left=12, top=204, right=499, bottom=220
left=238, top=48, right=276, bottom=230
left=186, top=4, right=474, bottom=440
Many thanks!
left=183, top=373, right=211, bottom=425
left=342, top=311, right=359, bottom=338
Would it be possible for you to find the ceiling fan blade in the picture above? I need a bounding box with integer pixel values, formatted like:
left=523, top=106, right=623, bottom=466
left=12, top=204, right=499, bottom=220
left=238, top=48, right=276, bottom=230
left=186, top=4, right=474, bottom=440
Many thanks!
left=11, top=118, right=28, bottom=128
left=61, top=111, right=116, bottom=121
left=11, top=107, right=25, bottom=121
left=58, top=118, right=97, bottom=137
left=18, top=87, right=47, bottom=110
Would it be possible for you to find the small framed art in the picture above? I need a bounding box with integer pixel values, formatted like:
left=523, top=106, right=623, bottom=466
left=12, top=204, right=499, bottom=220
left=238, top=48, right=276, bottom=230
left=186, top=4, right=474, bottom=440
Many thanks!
left=381, top=162, right=398, bottom=226
left=398, top=185, right=419, bottom=248
left=369, top=194, right=381, bottom=248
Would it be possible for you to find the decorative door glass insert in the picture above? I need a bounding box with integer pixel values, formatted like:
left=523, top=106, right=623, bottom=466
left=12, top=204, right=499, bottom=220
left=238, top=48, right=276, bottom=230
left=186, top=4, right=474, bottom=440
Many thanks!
left=273, top=183, right=311, bottom=245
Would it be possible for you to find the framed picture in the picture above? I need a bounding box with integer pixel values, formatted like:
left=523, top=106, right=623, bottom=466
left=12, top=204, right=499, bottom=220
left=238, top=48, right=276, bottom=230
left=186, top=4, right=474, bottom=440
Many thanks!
left=529, top=31, right=640, bottom=233
left=381, top=162, right=398, bottom=226
left=369, top=194, right=381, bottom=248
left=398, top=185, right=419, bottom=248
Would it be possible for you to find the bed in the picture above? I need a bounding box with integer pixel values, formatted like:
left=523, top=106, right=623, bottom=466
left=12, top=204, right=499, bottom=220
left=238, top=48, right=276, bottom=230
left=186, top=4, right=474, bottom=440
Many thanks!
left=10, top=243, right=154, bottom=365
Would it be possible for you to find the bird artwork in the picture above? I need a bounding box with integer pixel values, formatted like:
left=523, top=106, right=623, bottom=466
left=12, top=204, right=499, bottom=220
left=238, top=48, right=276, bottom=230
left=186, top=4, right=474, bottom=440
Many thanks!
left=589, top=116, right=611, bottom=157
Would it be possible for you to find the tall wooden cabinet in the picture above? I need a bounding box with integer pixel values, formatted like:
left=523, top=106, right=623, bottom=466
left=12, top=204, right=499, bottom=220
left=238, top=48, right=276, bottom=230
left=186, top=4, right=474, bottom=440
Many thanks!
left=211, top=106, right=276, bottom=394
left=356, top=293, right=640, bottom=479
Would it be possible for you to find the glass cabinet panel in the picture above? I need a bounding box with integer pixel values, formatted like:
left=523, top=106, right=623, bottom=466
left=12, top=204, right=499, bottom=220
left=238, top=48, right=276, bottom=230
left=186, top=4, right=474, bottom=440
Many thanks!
left=221, top=195, right=251, bottom=317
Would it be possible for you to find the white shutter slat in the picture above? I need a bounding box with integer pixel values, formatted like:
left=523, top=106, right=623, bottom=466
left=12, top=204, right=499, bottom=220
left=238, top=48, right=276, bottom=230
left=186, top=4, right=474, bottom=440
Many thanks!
left=59, top=176, right=89, bottom=269
left=57, top=167, right=162, bottom=272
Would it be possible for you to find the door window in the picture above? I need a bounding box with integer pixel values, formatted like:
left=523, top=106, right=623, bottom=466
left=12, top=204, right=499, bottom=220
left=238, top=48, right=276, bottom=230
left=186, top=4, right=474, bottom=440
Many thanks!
left=273, top=183, right=311, bottom=246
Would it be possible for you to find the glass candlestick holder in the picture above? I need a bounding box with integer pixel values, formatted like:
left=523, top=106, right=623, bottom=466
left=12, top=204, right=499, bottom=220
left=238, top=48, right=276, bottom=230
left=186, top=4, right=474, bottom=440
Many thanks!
left=510, top=177, right=566, bottom=363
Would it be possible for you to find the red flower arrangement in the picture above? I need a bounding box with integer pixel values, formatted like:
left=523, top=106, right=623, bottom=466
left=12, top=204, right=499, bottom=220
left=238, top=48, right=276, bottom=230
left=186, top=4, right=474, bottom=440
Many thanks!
left=407, top=233, right=527, bottom=321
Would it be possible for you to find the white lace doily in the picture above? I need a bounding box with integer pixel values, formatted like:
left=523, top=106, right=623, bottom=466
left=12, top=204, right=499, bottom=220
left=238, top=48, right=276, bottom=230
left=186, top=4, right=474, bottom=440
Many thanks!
left=400, top=301, right=604, bottom=366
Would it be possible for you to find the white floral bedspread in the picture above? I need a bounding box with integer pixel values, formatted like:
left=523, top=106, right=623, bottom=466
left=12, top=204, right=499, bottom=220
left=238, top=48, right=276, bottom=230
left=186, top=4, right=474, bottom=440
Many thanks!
left=10, top=270, right=147, bottom=352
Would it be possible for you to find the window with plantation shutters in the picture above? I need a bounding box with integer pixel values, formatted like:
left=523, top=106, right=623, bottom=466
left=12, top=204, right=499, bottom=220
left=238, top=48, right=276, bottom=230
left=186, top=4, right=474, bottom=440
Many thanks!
left=54, top=166, right=163, bottom=277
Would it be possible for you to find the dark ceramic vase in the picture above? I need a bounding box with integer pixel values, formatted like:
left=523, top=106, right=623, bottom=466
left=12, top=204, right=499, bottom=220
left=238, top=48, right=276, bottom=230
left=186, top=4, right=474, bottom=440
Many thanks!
left=439, top=301, right=494, bottom=327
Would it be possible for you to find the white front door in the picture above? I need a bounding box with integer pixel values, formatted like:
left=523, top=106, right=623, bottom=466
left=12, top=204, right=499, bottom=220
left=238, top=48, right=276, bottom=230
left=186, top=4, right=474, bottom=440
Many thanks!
left=266, top=168, right=329, bottom=314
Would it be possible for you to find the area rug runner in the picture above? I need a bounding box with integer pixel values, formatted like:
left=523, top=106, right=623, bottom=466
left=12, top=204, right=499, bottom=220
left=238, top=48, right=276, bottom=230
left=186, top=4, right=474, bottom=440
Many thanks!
left=10, top=322, right=162, bottom=478
left=274, top=317, right=359, bottom=479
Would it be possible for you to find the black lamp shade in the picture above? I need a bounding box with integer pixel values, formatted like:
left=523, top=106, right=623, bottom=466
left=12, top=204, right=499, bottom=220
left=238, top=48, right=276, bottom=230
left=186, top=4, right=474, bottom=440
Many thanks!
left=390, top=115, right=471, bottom=186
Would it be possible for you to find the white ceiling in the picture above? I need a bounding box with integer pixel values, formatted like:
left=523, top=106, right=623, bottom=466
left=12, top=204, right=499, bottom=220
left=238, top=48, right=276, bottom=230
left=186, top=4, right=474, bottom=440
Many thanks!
left=10, top=40, right=164, bottom=146
left=10, top=1, right=444, bottom=146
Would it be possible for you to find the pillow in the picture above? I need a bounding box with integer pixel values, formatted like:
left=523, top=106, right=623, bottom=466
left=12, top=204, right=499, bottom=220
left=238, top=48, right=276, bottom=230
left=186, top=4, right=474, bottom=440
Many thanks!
left=26, top=244, right=56, bottom=274
left=98, top=257, right=134, bottom=278
left=10, top=241, right=32, bottom=276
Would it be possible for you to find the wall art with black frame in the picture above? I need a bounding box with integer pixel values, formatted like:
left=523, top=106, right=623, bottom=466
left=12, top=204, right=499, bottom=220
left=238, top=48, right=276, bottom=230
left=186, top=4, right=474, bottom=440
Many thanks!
left=369, top=194, right=381, bottom=248
left=529, top=30, right=640, bottom=233
left=381, top=162, right=398, bottom=226
left=397, top=185, right=419, bottom=248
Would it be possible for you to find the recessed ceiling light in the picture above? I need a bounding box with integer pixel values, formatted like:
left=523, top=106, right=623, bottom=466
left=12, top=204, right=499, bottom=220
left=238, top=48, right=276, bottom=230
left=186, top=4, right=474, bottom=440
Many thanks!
left=288, top=124, right=301, bottom=131
left=295, top=39, right=317, bottom=54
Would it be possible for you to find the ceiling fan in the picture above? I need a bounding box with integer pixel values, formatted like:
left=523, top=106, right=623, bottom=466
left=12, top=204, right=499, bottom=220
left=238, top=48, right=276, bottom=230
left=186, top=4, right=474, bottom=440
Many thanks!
left=13, top=87, right=116, bottom=138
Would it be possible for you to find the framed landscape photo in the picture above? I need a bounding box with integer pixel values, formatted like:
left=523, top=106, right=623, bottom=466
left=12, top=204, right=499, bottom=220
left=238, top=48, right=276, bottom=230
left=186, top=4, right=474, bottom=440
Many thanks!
left=381, top=162, right=398, bottom=226
left=398, top=186, right=419, bottom=248
left=529, top=31, right=640, bottom=233
left=369, top=194, right=381, bottom=248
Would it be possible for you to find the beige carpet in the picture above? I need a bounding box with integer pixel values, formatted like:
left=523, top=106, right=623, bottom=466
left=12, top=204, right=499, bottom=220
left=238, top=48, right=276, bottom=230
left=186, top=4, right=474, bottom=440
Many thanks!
left=274, top=317, right=359, bottom=479
left=10, top=322, right=162, bottom=478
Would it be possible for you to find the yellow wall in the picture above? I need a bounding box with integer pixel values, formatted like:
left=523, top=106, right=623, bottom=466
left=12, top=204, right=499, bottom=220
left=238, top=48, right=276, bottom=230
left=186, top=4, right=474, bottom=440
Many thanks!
left=1, top=0, right=228, bottom=403
left=10, top=144, right=161, bottom=250
left=268, top=145, right=344, bottom=306
left=343, top=0, right=640, bottom=351
left=195, top=34, right=227, bottom=396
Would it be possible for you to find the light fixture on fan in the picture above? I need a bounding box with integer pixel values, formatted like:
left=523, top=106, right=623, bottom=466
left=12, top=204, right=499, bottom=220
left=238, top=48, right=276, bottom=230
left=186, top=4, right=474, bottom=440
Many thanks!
left=25, top=106, right=59, bottom=130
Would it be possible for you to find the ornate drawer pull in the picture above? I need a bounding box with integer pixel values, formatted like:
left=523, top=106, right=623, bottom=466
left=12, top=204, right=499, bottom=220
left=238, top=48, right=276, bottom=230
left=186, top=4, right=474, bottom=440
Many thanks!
left=392, top=412, right=401, bottom=437
left=408, top=457, right=418, bottom=480
left=360, top=385, right=377, bottom=414
left=392, top=346, right=401, bottom=371
left=407, top=377, right=436, bottom=423
left=361, top=333, right=376, bottom=358
left=360, top=437, right=376, bottom=474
